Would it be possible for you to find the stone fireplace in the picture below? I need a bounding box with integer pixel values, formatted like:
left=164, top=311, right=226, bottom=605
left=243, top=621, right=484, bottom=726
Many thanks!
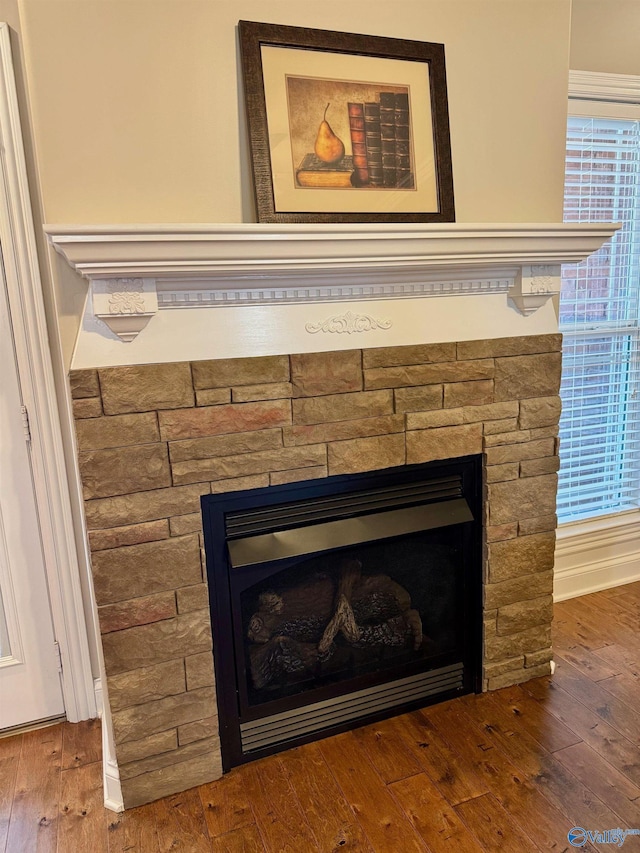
left=71, top=332, right=562, bottom=807
left=48, top=222, right=616, bottom=808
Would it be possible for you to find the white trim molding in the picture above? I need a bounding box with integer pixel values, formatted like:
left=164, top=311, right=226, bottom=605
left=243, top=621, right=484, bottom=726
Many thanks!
left=45, top=222, right=619, bottom=277
left=156, top=271, right=514, bottom=308
left=0, top=24, right=95, bottom=720
left=44, top=222, right=619, bottom=342
left=554, top=510, right=640, bottom=601
left=94, top=678, right=124, bottom=813
left=569, top=70, right=640, bottom=104
left=554, top=71, right=640, bottom=601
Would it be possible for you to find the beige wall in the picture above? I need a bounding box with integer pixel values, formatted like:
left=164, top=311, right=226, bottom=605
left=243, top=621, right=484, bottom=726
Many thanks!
left=17, top=0, right=571, bottom=227
left=570, top=0, right=640, bottom=76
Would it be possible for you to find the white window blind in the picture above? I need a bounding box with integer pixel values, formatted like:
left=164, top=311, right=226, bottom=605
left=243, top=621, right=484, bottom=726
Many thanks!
left=559, top=115, right=640, bottom=520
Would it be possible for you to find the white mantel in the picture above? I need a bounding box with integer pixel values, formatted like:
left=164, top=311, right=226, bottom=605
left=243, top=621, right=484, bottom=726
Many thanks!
left=45, top=222, right=619, bottom=367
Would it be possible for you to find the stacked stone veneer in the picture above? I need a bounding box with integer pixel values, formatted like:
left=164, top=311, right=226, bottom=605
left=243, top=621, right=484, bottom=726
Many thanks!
left=70, top=333, right=561, bottom=808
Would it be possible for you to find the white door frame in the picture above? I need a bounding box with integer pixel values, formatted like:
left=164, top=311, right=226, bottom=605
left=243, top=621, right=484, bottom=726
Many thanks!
left=0, top=23, right=95, bottom=722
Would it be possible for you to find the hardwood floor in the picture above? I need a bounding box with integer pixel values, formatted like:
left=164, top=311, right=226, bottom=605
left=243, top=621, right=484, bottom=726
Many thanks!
left=2, top=582, right=640, bottom=852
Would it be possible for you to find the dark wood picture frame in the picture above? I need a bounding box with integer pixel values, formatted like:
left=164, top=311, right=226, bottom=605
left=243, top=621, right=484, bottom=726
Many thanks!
left=238, top=20, right=455, bottom=224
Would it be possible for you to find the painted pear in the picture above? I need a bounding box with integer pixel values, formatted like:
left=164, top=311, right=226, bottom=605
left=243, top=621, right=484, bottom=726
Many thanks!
left=314, top=103, right=345, bottom=164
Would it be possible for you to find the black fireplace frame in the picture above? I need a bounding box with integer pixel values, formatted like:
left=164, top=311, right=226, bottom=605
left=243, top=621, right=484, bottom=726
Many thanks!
left=202, top=455, right=483, bottom=770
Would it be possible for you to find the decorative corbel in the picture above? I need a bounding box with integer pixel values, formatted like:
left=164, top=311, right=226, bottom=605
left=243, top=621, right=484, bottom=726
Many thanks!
left=509, top=264, right=561, bottom=316
left=91, top=278, right=158, bottom=342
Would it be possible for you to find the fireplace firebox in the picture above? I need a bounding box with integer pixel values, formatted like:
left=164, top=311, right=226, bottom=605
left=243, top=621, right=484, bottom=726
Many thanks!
left=203, top=455, right=482, bottom=769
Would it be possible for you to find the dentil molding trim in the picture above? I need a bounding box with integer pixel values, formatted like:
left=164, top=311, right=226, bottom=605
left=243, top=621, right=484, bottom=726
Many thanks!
left=45, top=223, right=619, bottom=341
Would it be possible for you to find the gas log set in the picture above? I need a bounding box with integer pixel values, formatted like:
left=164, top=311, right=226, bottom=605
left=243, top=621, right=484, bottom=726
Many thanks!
left=247, top=556, right=424, bottom=691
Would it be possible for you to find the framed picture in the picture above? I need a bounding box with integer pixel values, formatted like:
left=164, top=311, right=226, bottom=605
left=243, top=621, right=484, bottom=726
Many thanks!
left=238, top=21, right=455, bottom=224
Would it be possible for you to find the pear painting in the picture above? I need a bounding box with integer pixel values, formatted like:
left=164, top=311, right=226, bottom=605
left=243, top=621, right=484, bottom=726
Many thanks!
left=286, top=76, right=414, bottom=191
left=314, top=103, right=345, bottom=164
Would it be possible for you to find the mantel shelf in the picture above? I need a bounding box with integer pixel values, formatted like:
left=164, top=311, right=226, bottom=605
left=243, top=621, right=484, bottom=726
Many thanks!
left=45, top=222, right=619, bottom=279
left=45, top=222, right=619, bottom=343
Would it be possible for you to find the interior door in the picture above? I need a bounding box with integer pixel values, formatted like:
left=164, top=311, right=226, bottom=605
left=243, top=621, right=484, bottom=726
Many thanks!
left=0, top=247, right=65, bottom=729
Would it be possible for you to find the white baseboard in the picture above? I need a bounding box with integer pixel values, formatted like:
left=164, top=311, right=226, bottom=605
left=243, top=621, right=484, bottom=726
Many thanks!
left=554, top=510, right=640, bottom=601
left=94, top=677, right=124, bottom=813
left=554, top=554, right=640, bottom=601
left=103, top=748, right=124, bottom=812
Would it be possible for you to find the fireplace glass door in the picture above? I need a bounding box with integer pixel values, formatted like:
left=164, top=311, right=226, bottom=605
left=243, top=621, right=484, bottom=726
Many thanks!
left=203, top=457, right=482, bottom=769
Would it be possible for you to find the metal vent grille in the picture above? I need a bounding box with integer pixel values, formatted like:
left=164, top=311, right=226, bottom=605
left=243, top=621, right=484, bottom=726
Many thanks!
left=239, top=663, right=464, bottom=753
left=225, top=475, right=463, bottom=538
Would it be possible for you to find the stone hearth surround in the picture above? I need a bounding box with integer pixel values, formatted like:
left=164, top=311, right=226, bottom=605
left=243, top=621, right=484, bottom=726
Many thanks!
left=71, top=333, right=561, bottom=808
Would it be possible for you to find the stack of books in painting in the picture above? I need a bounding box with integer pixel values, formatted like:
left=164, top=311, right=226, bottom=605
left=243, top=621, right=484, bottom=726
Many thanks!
left=352, top=92, right=414, bottom=189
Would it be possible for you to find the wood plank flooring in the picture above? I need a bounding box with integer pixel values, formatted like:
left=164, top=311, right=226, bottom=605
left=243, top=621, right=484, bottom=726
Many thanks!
left=2, top=581, right=640, bottom=852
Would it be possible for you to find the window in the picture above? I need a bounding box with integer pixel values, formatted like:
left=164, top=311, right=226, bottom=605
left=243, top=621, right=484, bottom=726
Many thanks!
left=559, top=88, right=640, bottom=522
